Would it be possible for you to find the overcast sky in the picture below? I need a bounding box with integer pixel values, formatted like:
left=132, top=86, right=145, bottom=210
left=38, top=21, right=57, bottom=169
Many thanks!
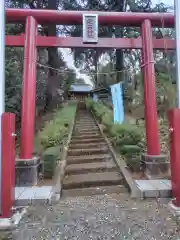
left=156, top=0, right=173, bottom=5
left=62, top=0, right=175, bottom=86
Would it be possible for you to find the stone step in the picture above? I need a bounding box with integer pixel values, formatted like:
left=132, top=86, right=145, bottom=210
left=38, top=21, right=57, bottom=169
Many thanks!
left=71, top=138, right=105, bottom=144
left=75, top=124, right=97, bottom=128
left=76, top=120, right=94, bottom=123
left=74, top=127, right=99, bottom=131
left=72, top=134, right=102, bottom=140
left=65, top=161, right=117, bottom=174
left=76, top=115, right=92, bottom=116
left=74, top=127, right=98, bottom=131
left=76, top=122, right=95, bottom=125
left=75, top=119, right=95, bottom=121
left=67, top=154, right=112, bottom=164
left=75, top=128, right=97, bottom=131
left=76, top=115, right=92, bottom=117
left=63, top=172, right=124, bottom=189
left=70, top=142, right=107, bottom=149
left=62, top=185, right=127, bottom=197
left=68, top=147, right=109, bottom=156
left=76, top=118, right=94, bottom=120
left=73, top=131, right=100, bottom=136
left=76, top=119, right=94, bottom=122
left=73, top=130, right=99, bottom=135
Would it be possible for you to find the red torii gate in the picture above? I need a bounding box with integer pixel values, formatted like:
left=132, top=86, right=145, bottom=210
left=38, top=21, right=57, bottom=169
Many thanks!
left=5, top=9, right=176, bottom=160
left=1, top=8, right=180, bottom=217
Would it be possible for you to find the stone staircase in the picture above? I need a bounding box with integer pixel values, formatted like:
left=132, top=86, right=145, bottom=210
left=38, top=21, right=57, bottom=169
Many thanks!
left=62, top=104, right=127, bottom=197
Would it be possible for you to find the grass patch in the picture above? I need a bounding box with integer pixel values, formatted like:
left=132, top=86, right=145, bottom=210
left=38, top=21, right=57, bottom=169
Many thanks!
left=40, top=103, right=76, bottom=149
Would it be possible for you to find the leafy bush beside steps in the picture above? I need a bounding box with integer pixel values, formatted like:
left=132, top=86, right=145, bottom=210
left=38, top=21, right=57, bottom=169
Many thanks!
left=86, top=98, right=143, bottom=172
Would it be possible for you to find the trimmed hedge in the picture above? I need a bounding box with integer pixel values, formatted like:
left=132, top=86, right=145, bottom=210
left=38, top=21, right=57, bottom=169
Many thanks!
left=39, top=103, right=77, bottom=178
left=86, top=98, right=143, bottom=172
left=42, top=146, right=60, bottom=178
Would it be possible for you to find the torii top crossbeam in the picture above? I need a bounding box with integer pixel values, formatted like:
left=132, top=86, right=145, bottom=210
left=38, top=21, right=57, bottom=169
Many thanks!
left=6, top=8, right=174, bottom=28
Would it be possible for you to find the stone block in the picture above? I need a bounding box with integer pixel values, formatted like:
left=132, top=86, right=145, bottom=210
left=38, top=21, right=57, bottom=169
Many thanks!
left=16, top=157, right=40, bottom=187
left=15, top=186, right=53, bottom=206
left=150, top=180, right=172, bottom=197
left=142, top=154, right=170, bottom=179
left=135, top=180, right=159, bottom=198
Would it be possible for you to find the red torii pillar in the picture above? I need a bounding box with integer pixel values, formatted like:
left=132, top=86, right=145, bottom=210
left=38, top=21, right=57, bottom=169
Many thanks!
left=141, top=19, right=160, bottom=155
left=141, top=19, right=169, bottom=178
left=16, top=16, right=40, bottom=186
left=20, top=16, right=37, bottom=160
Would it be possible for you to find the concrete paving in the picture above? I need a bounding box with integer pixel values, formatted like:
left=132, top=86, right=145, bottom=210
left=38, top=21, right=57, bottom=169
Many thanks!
left=15, top=186, right=53, bottom=205
left=135, top=179, right=172, bottom=198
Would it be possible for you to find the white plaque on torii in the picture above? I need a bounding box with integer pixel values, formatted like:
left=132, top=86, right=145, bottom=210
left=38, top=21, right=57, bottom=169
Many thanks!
left=83, top=14, right=98, bottom=43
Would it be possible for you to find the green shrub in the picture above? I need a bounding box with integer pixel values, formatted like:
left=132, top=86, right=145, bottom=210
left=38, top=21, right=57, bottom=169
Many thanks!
left=33, top=135, right=41, bottom=155
left=92, top=104, right=104, bottom=121
left=110, top=124, right=142, bottom=147
left=86, top=98, right=94, bottom=110
left=124, top=155, right=143, bottom=172
left=40, top=124, right=67, bottom=148
left=119, top=145, right=141, bottom=156
left=86, top=98, right=112, bottom=123
left=102, top=112, right=113, bottom=124
left=86, top=98, right=144, bottom=172
left=42, top=146, right=60, bottom=178
left=110, top=125, right=143, bottom=172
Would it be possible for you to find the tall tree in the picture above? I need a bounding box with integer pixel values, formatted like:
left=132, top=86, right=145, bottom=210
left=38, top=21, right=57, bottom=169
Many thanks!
left=7, top=0, right=67, bottom=110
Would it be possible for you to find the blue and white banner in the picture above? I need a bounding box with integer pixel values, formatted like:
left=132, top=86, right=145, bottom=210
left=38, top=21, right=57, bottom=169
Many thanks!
left=110, top=82, right=124, bottom=124
left=93, top=93, right=98, bottom=102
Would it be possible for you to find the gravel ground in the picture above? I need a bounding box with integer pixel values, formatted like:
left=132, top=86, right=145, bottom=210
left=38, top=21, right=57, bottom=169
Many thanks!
left=10, top=193, right=180, bottom=240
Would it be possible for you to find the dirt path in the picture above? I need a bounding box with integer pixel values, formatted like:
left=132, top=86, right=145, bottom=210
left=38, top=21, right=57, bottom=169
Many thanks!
left=11, top=193, right=179, bottom=240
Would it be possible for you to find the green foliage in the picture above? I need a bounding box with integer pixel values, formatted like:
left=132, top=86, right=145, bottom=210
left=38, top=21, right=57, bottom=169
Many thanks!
left=40, top=123, right=67, bottom=149
left=124, top=155, right=143, bottom=172
left=40, top=103, right=77, bottom=149
left=86, top=98, right=94, bottom=110
left=33, top=135, right=42, bottom=155
left=156, top=71, right=177, bottom=110
left=5, top=2, right=80, bottom=129
left=5, top=47, right=23, bottom=125
left=110, top=124, right=143, bottom=171
left=119, top=145, right=141, bottom=157
left=86, top=98, right=112, bottom=123
left=101, top=112, right=113, bottom=129
left=42, top=146, right=60, bottom=178
left=86, top=98, right=143, bottom=171
left=96, top=62, right=117, bottom=88
left=63, top=69, right=77, bottom=98
left=61, top=0, right=172, bottom=85
left=39, top=103, right=76, bottom=178
left=110, top=124, right=142, bottom=146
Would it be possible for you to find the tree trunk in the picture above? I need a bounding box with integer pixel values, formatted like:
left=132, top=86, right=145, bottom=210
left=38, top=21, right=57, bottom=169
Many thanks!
left=115, top=0, right=126, bottom=83
left=43, top=0, right=64, bottom=111
left=46, top=0, right=61, bottom=77
left=116, top=47, right=124, bottom=83
left=94, top=50, right=98, bottom=87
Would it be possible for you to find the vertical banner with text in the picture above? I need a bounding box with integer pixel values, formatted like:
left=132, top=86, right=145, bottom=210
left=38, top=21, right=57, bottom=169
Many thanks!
left=93, top=93, right=98, bottom=102
left=110, top=83, right=124, bottom=124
